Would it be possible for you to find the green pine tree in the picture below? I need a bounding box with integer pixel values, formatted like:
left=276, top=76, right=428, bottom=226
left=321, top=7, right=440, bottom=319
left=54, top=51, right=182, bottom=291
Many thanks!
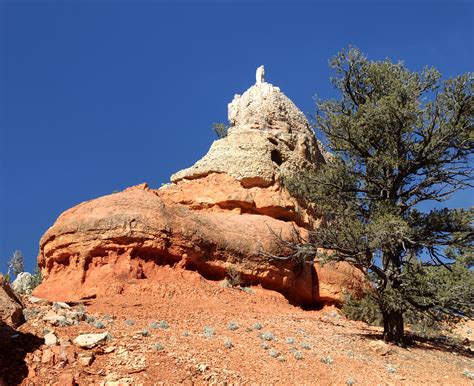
left=286, top=47, right=473, bottom=344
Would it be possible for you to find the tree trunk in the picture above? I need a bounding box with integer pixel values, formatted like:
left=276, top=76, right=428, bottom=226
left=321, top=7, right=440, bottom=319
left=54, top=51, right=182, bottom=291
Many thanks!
left=382, top=309, right=404, bottom=344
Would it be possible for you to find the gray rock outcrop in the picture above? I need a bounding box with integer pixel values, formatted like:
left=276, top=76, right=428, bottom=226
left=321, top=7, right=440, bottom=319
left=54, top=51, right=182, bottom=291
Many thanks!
left=12, top=272, right=35, bottom=294
left=171, top=79, right=326, bottom=187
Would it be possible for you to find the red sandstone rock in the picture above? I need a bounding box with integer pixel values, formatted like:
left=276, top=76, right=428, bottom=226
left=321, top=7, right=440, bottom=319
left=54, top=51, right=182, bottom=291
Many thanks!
left=34, top=72, right=365, bottom=307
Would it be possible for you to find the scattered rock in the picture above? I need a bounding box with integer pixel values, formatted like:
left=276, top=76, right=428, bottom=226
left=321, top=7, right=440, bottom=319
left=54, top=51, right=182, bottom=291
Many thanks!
left=41, top=348, right=54, bottom=364
left=29, top=296, right=46, bottom=304
left=53, top=302, right=71, bottom=310
left=78, top=352, right=94, bottom=366
left=73, top=332, right=109, bottom=348
left=369, top=340, right=393, bottom=356
left=55, top=345, right=76, bottom=364
left=42, top=310, right=67, bottom=325
left=0, top=273, right=24, bottom=328
left=44, top=332, right=58, bottom=346
left=57, top=372, right=76, bottom=386
left=12, top=272, right=35, bottom=294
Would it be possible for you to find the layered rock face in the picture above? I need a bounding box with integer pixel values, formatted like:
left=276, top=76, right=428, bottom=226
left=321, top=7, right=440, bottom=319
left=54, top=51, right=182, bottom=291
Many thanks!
left=34, top=71, right=364, bottom=306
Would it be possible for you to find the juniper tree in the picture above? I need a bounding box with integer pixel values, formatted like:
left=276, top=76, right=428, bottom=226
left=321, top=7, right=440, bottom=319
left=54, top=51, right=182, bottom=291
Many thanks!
left=286, top=47, right=473, bottom=344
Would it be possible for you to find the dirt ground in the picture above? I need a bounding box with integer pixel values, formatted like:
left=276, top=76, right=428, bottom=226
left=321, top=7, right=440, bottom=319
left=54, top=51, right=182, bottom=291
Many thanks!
left=2, top=266, right=473, bottom=385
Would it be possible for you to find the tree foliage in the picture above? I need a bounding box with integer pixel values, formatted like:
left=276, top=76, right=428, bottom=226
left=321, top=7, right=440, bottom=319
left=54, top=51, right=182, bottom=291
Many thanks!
left=6, top=250, right=25, bottom=280
left=286, top=47, right=473, bottom=343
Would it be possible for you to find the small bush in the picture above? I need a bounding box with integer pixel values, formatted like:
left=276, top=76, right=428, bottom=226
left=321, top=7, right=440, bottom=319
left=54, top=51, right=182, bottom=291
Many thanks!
left=241, top=286, right=255, bottom=294
left=294, top=351, right=303, bottom=360
left=221, top=278, right=232, bottom=288
left=386, top=364, right=396, bottom=374
left=94, top=321, right=105, bottom=329
left=154, top=343, right=164, bottom=351
left=212, top=122, right=229, bottom=139
left=183, top=331, right=191, bottom=337
left=300, top=342, right=311, bottom=350
left=125, top=319, right=135, bottom=326
left=203, top=326, right=215, bottom=337
left=286, top=337, right=295, bottom=344
left=253, top=323, right=262, bottom=330
left=141, top=329, right=150, bottom=337
left=260, top=342, right=270, bottom=350
left=346, top=378, right=356, bottom=386
left=320, top=356, right=333, bottom=365
left=158, top=320, right=170, bottom=329
left=85, top=315, right=96, bottom=325
left=225, top=266, right=241, bottom=287
left=269, top=349, right=279, bottom=358
left=227, top=322, right=239, bottom=331
left=260, top=332, right=274, bottom=341
left=463, top=371, right=474, bottom=380
left=224, top=338, right=233, bottom=349
left=30, top=266, right=42, bottom=290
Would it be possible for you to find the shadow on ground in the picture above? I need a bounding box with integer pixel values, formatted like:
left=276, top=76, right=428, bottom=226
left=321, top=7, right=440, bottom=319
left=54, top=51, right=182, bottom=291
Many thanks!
left=0, top=323, right=44, bottom=385
left=357, top=331, right=473, bottom=358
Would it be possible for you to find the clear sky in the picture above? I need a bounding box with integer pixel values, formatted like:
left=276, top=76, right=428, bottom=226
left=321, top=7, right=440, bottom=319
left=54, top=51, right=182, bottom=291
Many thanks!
left=1, top=0, right=473, bottom=272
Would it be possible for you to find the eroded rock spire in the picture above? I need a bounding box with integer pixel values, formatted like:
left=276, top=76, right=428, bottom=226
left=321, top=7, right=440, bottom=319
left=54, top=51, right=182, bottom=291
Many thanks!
left=256, top=65, right=265, bottom=84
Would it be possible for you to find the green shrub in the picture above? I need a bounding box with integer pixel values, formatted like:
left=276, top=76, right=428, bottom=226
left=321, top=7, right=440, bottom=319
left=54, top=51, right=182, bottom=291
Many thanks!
left=212, top=122, right=229, bottom=139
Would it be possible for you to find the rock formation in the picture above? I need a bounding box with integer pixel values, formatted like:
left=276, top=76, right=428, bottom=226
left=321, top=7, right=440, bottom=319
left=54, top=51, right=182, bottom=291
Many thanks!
left=33, top=68, right=365, bottom=306
left=0, top=274, right=24, bottom=328
left=12, top=272, right=35, bottom=294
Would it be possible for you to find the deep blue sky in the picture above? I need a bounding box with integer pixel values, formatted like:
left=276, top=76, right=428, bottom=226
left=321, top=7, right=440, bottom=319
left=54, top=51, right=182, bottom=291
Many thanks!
left=1, top=1, right=473, bottom=272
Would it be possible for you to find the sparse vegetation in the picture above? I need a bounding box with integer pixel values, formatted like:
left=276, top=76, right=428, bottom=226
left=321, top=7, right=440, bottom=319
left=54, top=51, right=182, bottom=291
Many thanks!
left=269, top=349, right=280, bottom=358
left=125, top=319, right=135, bottom=326
left=30, top=265, right=42, bottom=290
left=294, top=351, right=304, bottom=360
left=94, top=320, right=105, bottom=329
left=225, top=266, right=241, bottom=287
left=224, top=338, right=234, bottom=349
left=241, top=286, right=255, bottom=294
left=386, top=364, right=397, bottom=374
left=141, top=329, right=150, bottom=337
left=227, top=322, right=239, bottom=331
left=260, top=342, right=270, bottom=350
left=463, top=371, right=474, bottom=380
left=253, top=323, right=262, bottom=330
left=5, top=250, right=25, bottom=281
left=320, top=356, right=333, bottom=365
left=260, top=332, right=275, bottom=341
left=203, top=326, right=215, bottom=337
left=346, top=377, right=356, bottom=386
left=300, top=342, right=311, bottom=350
left=286, top=337, right=295, bottom=344
left=212, top=122, right=229, bottom=139
left=154, top=343, right=164, bottom=351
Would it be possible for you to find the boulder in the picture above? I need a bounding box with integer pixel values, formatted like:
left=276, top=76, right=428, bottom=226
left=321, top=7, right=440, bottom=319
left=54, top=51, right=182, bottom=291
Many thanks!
left=0, top=274, right=24, bottom=328
left=12, top=272, right=35, bottom=294
left=33, top=69, right=365, bottom=306
left=73, top=332, right=109, bottom=349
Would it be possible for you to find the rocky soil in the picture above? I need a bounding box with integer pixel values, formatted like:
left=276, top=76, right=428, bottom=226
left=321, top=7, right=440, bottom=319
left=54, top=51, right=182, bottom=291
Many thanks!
left=2, top=266, right=473, bottom=385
